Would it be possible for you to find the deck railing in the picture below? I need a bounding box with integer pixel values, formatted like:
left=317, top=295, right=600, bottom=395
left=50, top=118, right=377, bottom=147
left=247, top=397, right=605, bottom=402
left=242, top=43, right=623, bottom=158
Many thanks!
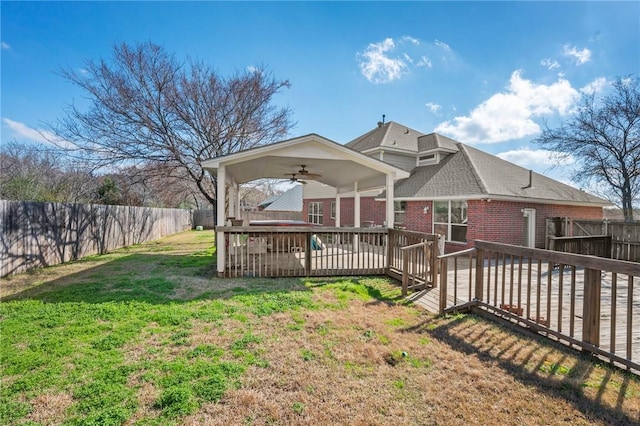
left=438, top=240, right=640, bottom=372
left=387, top=229, right=439, bottom=291
left=219, top=226, right=441, bottom=283
left=220, top=226, right=392, bottom=278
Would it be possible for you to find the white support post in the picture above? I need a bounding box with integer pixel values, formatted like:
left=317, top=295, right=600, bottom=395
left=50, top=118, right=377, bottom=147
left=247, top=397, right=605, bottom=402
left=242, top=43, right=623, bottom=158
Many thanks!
left=386, top=173, right=394, bottom=229
left=335, top=195, right=341, bottom=227
left=235, top=185, right=241, bottom=221
left=216, top=165, right=226, bottom=276
left=354, top=181, right=360, bottom=228
left=228, top=183, right=237, bottom=219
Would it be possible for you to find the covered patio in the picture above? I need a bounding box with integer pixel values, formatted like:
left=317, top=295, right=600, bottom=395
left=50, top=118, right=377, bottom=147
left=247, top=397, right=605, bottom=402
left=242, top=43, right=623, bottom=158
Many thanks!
left=202, top=134, right=438, bottom=282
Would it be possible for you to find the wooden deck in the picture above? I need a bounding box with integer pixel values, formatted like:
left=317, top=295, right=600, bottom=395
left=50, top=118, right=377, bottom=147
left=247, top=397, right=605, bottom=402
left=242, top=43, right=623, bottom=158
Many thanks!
left=221, top=227, right=437, bottom=282
left=409, top=250, right=640, bottom=371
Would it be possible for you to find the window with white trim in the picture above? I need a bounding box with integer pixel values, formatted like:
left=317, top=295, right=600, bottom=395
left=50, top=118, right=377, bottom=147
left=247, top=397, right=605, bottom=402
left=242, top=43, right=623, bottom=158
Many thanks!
left=394, top=201, right=406, bottom=225
left=308, top=202, right=323, bottom=225
left=433, top=200, right=467, bottom=242
left=330, top=202, right=336, bottom=219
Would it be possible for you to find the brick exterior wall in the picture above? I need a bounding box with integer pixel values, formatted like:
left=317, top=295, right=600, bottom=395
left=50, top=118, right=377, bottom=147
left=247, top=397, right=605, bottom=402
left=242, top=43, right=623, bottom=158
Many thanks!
left=303, top=198, right=603, bottom=251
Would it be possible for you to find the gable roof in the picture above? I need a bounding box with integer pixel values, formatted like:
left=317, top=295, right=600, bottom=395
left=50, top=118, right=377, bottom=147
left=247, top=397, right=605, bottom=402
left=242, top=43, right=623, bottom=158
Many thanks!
left=202, top=133, right=410, bottom=194
left=261, top=185, right=303, bottom=211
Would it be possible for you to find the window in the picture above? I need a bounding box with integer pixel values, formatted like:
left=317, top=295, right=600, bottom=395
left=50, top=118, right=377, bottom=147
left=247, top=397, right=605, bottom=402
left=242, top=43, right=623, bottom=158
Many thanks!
left=330, top=202, right=336, bottom=219
left=308, top=202, right=323, bottom=225
left=433, top=200, right=467, bottom=243
left=394, top=201, right=406, bottom=225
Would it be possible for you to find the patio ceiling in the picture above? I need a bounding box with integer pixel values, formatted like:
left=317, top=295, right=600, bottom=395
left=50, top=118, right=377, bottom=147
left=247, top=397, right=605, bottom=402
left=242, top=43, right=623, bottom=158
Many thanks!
left=202, top=134, right=410, bottom=193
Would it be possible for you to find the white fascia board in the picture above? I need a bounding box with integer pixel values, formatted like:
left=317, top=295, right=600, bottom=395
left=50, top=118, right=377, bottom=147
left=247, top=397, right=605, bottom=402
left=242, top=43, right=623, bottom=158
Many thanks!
left=375, top=193, right=612, bottom=207
left=361, top=146, right=416, bottom=156
left=202, top=133, right=409, bottom=178
left=201, top=134, right=325, bottom=170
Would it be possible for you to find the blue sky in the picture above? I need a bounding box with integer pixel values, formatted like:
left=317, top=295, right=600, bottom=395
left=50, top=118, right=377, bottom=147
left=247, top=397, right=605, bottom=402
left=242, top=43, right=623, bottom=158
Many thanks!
left=2, top=1, right=639, bottom=186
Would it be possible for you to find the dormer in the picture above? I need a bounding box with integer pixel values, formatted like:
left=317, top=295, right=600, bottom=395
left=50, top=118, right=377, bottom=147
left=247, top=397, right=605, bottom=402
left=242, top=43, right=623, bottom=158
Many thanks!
left=416, top=133, right=459, bottom=166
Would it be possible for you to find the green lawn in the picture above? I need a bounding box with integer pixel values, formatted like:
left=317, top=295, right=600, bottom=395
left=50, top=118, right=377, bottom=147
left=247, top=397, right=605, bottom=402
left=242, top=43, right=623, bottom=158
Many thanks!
left=1, top=231, right=638, bottom=425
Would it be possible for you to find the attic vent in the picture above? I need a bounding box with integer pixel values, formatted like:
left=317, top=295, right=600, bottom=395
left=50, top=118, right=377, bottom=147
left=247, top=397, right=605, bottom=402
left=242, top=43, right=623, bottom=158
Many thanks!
left=419, top=154, right=435, bottom=161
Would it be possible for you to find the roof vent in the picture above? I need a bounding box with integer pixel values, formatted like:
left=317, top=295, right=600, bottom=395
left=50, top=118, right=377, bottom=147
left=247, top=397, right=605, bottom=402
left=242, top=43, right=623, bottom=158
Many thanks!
left=522, top=170, right=533, bottom=189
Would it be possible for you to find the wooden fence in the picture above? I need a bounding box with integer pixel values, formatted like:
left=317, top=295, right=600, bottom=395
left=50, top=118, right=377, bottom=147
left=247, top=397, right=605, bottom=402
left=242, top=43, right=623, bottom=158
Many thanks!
left=0, top=200, right=192, bottom=277
left=193, top=209, right=302, bottom=229
left=548, top=235, right=612, bottom=258
left=438, top=240, right=640, bottom=373
left=561, top=219, right=640, bottom=262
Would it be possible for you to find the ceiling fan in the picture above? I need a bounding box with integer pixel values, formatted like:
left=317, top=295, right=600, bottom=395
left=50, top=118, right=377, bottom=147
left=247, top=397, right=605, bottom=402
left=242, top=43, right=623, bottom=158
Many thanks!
left=287, top=174, right=308, bottom=184
left=285, top=165, right=322, bottom=183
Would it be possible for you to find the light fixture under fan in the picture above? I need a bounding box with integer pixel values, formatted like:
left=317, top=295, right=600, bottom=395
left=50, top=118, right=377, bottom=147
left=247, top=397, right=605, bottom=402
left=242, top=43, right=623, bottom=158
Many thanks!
left=285, top=165, right=321, bottom=182
left=287, top=174, right=307, bottom=184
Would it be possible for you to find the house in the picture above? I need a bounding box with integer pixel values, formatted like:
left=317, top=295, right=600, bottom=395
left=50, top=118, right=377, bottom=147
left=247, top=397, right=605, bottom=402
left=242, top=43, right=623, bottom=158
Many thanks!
left=258, top=185, right=303, bottom=212
left=301, top=121, right=610, bottom=251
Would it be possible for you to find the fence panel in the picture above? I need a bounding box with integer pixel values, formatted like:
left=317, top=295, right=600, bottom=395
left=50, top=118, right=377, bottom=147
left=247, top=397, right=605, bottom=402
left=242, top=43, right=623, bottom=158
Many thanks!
left=0, top=200, right=193, bottom=277
left=572, top=219, right=640, bottom=262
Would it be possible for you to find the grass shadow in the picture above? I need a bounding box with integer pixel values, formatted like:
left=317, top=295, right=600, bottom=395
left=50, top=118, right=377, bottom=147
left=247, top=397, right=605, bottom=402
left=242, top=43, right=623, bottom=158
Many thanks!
left=1, top=249, right=313, bottom=305
left=402, top=313, right=640, bottom=425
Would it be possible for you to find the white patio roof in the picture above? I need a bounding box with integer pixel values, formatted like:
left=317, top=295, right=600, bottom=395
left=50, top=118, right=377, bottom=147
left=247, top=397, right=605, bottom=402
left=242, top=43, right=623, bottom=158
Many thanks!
left=202, top=134, right=410, bottom=193
left=204, top=133, right=410, bottom=275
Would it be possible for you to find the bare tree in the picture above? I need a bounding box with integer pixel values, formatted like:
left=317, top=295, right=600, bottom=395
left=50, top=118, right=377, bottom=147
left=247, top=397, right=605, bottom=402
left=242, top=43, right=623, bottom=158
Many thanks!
left=49, top=42, right=293, bottom=208
left=534, top=76, right=640, bottom=221
left=0, top=141, right=97, bottom=202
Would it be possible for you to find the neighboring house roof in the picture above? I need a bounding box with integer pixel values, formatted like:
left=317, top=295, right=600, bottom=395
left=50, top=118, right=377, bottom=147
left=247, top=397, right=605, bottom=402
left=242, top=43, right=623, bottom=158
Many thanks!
left=257, top=194, right=279, bottom=209
left=261, top=185, right=303, bottom=211
left=351, top=122, right=609, bottom=207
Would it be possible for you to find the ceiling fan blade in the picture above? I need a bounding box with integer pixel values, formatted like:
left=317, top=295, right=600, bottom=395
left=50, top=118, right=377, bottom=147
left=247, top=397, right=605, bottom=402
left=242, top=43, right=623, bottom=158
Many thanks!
left=297, top=165, right=322, bottom=178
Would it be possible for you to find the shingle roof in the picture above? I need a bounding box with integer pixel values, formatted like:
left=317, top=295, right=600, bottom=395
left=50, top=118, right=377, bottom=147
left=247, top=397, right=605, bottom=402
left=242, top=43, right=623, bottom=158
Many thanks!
left=351, top=122, right=609, bottom=206
left=417, top=133, right=459, bottom=152
left=346, top=121, right=424, bottom=152
left=262, top=185, right=303, bottom=211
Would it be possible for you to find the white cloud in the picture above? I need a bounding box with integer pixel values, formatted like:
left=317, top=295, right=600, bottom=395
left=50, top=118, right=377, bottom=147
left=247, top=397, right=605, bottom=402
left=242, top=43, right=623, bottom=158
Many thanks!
left=434, top=39, right=451, bottom=51
left=580, top=77, right=608, bottom=94
left=2, top=118, right=75, bottom=149
left=402, top=36, right=420, bottom=45
left=416, top=56, right=432, bottom=68
left=1, top=41, right=10, bottom=50
left=356, top=38, right=409, bottom=84
left=356, top=36, right=455, bottom=83
left=425, top=102, right=441, bottom=113
left=541, top=58, right=560, bottom=70
left=497, top=147, right=575, bottom=168
left=434, top=70, right=580, bottom=144
left=563, top=44, right=591, bottom=65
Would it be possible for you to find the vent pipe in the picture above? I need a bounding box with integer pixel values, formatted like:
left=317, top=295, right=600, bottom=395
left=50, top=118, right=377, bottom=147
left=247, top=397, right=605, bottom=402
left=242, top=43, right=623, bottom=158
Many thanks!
left=522, top=170, right=533, bottom=189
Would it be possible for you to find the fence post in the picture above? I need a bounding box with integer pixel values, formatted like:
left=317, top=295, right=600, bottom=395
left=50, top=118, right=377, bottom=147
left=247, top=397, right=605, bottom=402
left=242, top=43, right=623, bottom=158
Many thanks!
left=439, top=257, right=448, bottom=313
left=401, top=250, right=409, bottom=296
left=474, top=248, right=485, bottom=301
left=305, top=231, right=312, bottom=276
left=582, top=268, right=602, bottom=347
